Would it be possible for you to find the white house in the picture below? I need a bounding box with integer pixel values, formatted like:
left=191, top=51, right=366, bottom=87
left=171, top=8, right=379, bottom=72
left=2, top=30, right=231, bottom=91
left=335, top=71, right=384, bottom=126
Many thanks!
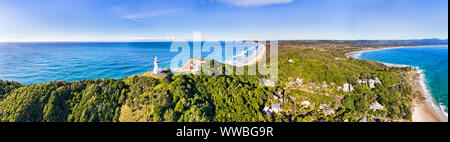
left=369, top=79, right=376, bottom=88
left=263, top=107, right=270, bottom=113
left=343, top=83, right=350, bottom=92
left=322, top=81, right=328, bottom=88
left=319, top=103, right=330, bottom=110
left=368, top=101, right=384, bottom=111
left=272, top=103, right=281, bottom=113
left=288, top=59, right=295, bottom=63
left=273, top=95, right=279, bottom=100
left=323, top=108, right=335, bottom=116
left=296, top=78, right=303, bottom=85
left=261, top=79, right=276, bottom=87
left=375, top=77, right=382, bottom=84
left=357, top=79, right=363, bottom=84
left=301, top=101, right=311, bottom=108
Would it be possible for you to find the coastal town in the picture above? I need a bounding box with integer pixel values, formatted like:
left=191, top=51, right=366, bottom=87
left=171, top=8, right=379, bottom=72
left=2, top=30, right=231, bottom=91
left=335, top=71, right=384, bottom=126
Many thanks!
left=144, top=51, right=395, bottom=122
left=111, top=38, right=449, bottom=123
left=261, top=57, right=386, bottom=122
left=134, top=37, right=448, bottom=122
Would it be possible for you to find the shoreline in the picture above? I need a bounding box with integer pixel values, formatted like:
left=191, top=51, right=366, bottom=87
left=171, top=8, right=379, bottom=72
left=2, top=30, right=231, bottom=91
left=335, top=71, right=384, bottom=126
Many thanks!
left=345, top=44, right=448, bottom=58
left=346, top=45, right=448, bottom=122
left=241, top=43, right=267, bottom=67
left=165, top=43, right=266, bottom=73
left=411, top=69, right=448, bottom=122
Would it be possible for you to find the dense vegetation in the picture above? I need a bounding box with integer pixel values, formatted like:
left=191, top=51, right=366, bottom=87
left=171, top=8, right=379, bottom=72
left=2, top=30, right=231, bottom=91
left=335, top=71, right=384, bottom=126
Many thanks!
left=0, top=63, right=274, bottom=122
left=0, top=80, right=22, bottom=100
left=277, top=46, right=416, bottom=122
left=0, top=41, right=427, bottom=122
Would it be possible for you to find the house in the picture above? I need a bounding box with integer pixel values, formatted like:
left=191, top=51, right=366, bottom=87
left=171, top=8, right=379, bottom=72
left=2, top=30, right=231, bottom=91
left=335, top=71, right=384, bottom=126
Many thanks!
left=323, top=108, right=335, bottom=116
left=357, top=79, right=363, bottom=84
left=288, top=59, right=295, bottom=63
left=369, top=79, right=376, bottom=88
left=320, top=104, right=335, bottom=116
left=322, top=81, right=328, bottom=88
left=368, top=101, right=384, bottom=111
left=343, top=83, right=350, bottom=92
left=272, top=103, right=281, bottom=113
left=359, top=117, right=368, bottom=122
left=261, top=79, right=276, bottom=87
left=301, top=101, right=311, bottom=108
left=263, top=107, right=270, bottom=113
left=273, top=95, right=279, bottom=100
left=319, top=104, right=330, bottom=110
left=375, top=77, right=382, bottom=84
left=278, top=91, right=283, bottom=96
left=296, top=78, right=303, bottom=85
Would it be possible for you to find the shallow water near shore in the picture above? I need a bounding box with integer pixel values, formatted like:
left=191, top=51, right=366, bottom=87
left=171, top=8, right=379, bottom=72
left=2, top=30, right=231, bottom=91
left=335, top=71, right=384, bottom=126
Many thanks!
left=0, top=42, right=260, bottom=85
left=352, top=46, right=448, bottom=116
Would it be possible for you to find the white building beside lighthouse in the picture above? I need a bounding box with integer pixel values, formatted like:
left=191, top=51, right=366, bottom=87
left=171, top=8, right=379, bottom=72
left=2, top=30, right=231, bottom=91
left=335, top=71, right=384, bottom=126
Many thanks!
left=153, top=56, right=161, bottom=74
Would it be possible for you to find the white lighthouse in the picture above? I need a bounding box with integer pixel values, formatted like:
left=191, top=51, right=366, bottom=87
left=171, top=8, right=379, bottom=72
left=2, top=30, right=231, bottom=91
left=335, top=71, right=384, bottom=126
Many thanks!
left=153, top=56, right=161, bottom=74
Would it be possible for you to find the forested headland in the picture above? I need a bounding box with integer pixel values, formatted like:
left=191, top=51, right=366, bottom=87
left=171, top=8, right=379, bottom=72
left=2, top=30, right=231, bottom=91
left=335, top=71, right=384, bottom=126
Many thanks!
left=1, top=40, right=446, bottom=122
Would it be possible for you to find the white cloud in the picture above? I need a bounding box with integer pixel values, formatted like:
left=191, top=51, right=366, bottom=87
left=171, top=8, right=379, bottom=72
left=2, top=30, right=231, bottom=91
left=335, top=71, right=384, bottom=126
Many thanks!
left=122, top=9, right=177, bottom=22
left=221, top=0, right=294, bottom=7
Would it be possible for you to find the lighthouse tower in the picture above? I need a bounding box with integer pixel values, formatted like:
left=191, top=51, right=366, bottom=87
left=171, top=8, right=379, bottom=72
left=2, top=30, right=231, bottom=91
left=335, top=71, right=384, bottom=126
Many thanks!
left=153, top=56, right=160, bottom=74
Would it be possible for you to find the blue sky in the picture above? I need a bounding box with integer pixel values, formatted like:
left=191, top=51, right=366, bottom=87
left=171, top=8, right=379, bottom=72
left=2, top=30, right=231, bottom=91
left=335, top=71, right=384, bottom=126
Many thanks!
left=0, top=0, right=448, bottom=41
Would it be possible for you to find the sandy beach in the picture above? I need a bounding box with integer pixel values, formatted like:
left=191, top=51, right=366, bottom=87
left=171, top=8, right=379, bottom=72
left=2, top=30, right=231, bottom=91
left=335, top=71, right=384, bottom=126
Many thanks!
left=412, top=102, right=444, bottom=122
left=241, top=43, right=267, bottom=67
left=347, top=45, right=448, bottom=122
left=411, top=70, right=448, bottom=122
left=168, top=43, right=267, bottom=74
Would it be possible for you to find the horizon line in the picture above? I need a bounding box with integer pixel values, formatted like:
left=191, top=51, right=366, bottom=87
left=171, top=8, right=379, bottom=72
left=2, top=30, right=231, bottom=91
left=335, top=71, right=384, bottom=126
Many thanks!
left=0, top=38, right=448, bottom=43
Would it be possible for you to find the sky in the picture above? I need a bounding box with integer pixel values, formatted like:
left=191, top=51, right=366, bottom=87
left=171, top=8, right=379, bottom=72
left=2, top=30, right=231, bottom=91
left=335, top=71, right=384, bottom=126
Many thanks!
left=0, top=0, right=448, bottom=41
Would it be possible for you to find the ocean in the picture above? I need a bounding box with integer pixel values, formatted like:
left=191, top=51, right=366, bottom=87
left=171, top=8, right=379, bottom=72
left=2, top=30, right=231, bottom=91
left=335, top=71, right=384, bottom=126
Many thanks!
left=1, top=42, right=447, bottom=116
left=351, top=46, right=448, bottom=116
left=0, top=42, right=260, bottom=85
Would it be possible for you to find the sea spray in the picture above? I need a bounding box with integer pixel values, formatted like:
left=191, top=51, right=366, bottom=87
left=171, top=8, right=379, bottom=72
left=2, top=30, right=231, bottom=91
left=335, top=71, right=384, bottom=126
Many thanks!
left=417, top=68, right=448, bottom=118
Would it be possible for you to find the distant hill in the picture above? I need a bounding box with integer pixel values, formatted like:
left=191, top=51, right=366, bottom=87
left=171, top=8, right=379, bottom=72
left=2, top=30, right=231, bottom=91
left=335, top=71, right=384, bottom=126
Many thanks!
left=281, top=39, right=448, bottom=46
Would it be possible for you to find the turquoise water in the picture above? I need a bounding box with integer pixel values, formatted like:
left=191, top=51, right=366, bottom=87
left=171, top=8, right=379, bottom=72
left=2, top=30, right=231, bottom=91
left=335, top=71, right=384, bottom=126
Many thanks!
left=0, top=42, right=259, bottom=85
left=354, top=46, right=448, bottom=115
